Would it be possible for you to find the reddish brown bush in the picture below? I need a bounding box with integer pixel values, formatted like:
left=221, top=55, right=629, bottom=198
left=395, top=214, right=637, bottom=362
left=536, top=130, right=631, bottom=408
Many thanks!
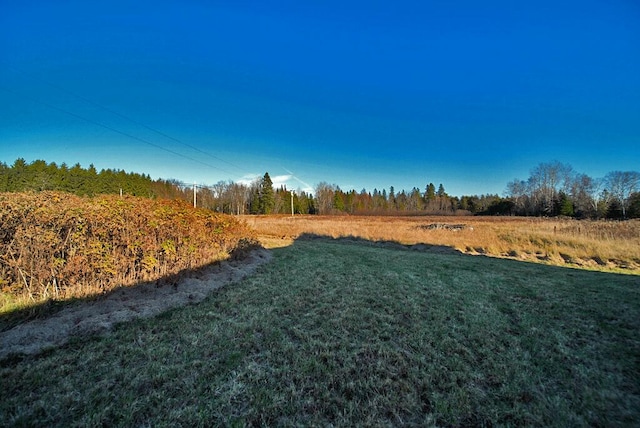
left=0, top=192, right=258, bottom=304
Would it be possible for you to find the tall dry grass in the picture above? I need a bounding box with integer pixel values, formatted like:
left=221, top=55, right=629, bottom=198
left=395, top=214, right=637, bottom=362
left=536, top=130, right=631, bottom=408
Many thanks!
left=245, top=215, right=640, bottom=273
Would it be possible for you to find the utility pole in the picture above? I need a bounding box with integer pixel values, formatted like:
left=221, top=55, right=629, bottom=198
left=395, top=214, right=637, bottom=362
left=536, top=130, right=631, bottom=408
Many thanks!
left=193, top=182, right=197, bottom=208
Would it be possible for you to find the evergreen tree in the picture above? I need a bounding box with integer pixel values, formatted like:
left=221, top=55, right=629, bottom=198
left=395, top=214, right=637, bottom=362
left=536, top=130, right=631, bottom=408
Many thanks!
left=425, top=183, right=436, bottom=201
left=0, top=158, right=161, bottom=198
left=9, top=158, right=28, bottom=191
left=297, top=191, right=315, bottom=214
left=0, top=162, right=8, bottom=192
left=30, top=159, right=53, bottom=191
left=67, top=163, right=85, bottom=194
left=333, top=188, right=345, bottom=212
left=606, top=199, right=624, bottom=219
left=249, top=183, right=261, bottom=214
left=437, top=183, right=448, bottom=211
left=345, top=190, right=356, bottom=213
left=259, top=172, right=275, bottom=214
left=396, top=190, right=408, bottom=211
left=409, top=187, right=422, bottom=211
left=56, top=163, right=69, bottom=190
left=557, top=192, right=574, bottom=217
left=627, top=192, right=640, bottom=218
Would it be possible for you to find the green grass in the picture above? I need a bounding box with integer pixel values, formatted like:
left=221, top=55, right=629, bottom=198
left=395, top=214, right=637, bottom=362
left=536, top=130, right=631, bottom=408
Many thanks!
left=1, top=236, right=639, bottom=426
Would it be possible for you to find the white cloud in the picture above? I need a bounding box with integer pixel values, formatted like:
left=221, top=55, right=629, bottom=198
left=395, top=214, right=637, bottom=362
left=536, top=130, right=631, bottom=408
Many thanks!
left=284, top=169, right=315, bottom=194
left=270, top=174, right=292, bottom=188
left=236, top=173, right=261, bottom=186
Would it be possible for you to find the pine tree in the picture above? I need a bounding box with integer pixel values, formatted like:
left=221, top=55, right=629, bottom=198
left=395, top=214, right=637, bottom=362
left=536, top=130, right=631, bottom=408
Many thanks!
left=333, top=189, right=345, bottom=212
left=9, top=158, right=28, bottom=191
left=249, top=183, right=261, bottom=214
left=425, top=183, right=436, bottom=201
left=0, top=162, right=9, bottom=192
left=557, top=191, right=574, bottom=217
left=259, top=172, right=275, bottom=214
left=29, top=159, right=51, bottom=191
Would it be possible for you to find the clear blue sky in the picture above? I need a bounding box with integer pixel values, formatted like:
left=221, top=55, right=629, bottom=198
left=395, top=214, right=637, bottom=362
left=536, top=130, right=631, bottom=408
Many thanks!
left=1, top=0, right=639, bottom=196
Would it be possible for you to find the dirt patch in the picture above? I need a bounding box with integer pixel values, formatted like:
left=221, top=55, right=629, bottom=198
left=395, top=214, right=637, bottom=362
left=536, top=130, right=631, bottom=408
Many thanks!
left=416, top=223, right=470, bottom=231
left=0, top=248, right=272, bottom=361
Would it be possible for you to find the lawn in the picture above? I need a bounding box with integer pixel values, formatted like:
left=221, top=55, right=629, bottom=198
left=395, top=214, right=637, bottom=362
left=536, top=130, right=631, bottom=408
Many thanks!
left=2, top=236, right=639, bottom=426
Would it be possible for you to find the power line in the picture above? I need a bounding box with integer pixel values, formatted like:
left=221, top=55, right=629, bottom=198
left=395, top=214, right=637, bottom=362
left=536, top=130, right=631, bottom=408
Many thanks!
left=284, top=168, right=314, bottom=192
left=1, top=63, right=248, bottom=173
left=0, top=84, right=238, bottom=177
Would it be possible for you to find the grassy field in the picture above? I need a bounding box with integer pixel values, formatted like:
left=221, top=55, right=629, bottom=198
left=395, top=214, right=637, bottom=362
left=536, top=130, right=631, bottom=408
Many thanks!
left=246, top=215, right=640, bottom=273
left=2, top=235, right=639, bottom=426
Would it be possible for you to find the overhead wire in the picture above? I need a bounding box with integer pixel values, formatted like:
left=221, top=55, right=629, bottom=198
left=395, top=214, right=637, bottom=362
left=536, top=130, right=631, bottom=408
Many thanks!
left=1, top=64, right=318, bottom=194
left=0, top=84, right=238, bottom=177
left=0, top=63, right=251, bottom=179
left=283, top=167, right=314, bottom=192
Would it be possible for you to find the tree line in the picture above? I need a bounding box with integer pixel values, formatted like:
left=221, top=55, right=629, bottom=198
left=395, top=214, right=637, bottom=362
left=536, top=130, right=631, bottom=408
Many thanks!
left=504, top=162, right=640, bottom=219
left=0, top=158, right=158, bottom=197
left=1, top=158, right=639, bottom=218
left=0, top=160, right=316, bottom=216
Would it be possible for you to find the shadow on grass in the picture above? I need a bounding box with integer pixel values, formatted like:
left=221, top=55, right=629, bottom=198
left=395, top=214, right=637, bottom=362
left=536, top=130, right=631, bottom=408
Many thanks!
left=295, top=232, right=463, bottom=255
left=2, top=232, right=639, bottom=426
left=293, top=232, right=640, bottom=280
left=2, top=232, right=637, bottom=362
left=0, top=241, right=263, bottom=333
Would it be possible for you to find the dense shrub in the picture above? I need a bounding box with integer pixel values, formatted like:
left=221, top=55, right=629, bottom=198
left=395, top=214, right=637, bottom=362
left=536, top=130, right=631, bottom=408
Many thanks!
left=0, top=192, right=258, bottom=304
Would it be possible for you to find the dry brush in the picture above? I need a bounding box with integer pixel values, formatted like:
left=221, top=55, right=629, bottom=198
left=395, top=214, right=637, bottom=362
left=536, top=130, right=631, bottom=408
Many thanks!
left=0, top=192, right=258, bottom=308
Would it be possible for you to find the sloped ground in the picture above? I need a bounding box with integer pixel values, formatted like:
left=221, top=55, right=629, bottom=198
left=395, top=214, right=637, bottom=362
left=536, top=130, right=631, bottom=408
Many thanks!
left=0, top=248, right=271, bottom=360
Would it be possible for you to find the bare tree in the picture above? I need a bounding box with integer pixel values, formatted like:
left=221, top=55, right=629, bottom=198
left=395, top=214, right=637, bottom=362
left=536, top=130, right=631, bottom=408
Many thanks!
left=505, top=179, right=528, bottom=214
left=197, top=187, right=216, bottom=210
left=605, top=171, right=640, bottom=218
left=569, top=173, right=596, bottom=217
left=527, top=162, right=573, bottom=215
left=205, top=181, right=228, bottom=212
left=314, top=182, right=336, bottom=215
left=585, top=176, right=607, bottom=218
left=273, top=188, right=285, bottom=214
left=227, top=182, right=249, bottom=215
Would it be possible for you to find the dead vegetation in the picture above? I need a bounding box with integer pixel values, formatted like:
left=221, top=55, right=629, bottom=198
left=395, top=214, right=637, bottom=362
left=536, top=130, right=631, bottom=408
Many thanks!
left=245, top=215, right=640, bottom=273
left=0, top=192, right=259, bottom=312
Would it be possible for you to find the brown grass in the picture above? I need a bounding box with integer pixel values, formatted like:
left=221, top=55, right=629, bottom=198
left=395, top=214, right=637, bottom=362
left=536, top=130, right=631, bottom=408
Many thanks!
left=245, top=215, right=640, bottom=273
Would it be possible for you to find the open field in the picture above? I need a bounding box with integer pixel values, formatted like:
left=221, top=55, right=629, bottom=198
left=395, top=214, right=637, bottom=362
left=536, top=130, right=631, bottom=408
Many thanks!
left=2, top=236, right=639, bottom=426
left=246, top=215, right=640, bottom=273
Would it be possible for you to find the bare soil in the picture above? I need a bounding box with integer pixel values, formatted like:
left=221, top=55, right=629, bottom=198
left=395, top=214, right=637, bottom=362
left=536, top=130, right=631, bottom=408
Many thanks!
left=0, top=248, right=272, bottom=360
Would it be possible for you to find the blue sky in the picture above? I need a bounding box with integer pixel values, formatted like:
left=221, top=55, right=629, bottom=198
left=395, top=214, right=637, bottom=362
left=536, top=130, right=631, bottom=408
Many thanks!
left=1, top=0, right=639, bottom=196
